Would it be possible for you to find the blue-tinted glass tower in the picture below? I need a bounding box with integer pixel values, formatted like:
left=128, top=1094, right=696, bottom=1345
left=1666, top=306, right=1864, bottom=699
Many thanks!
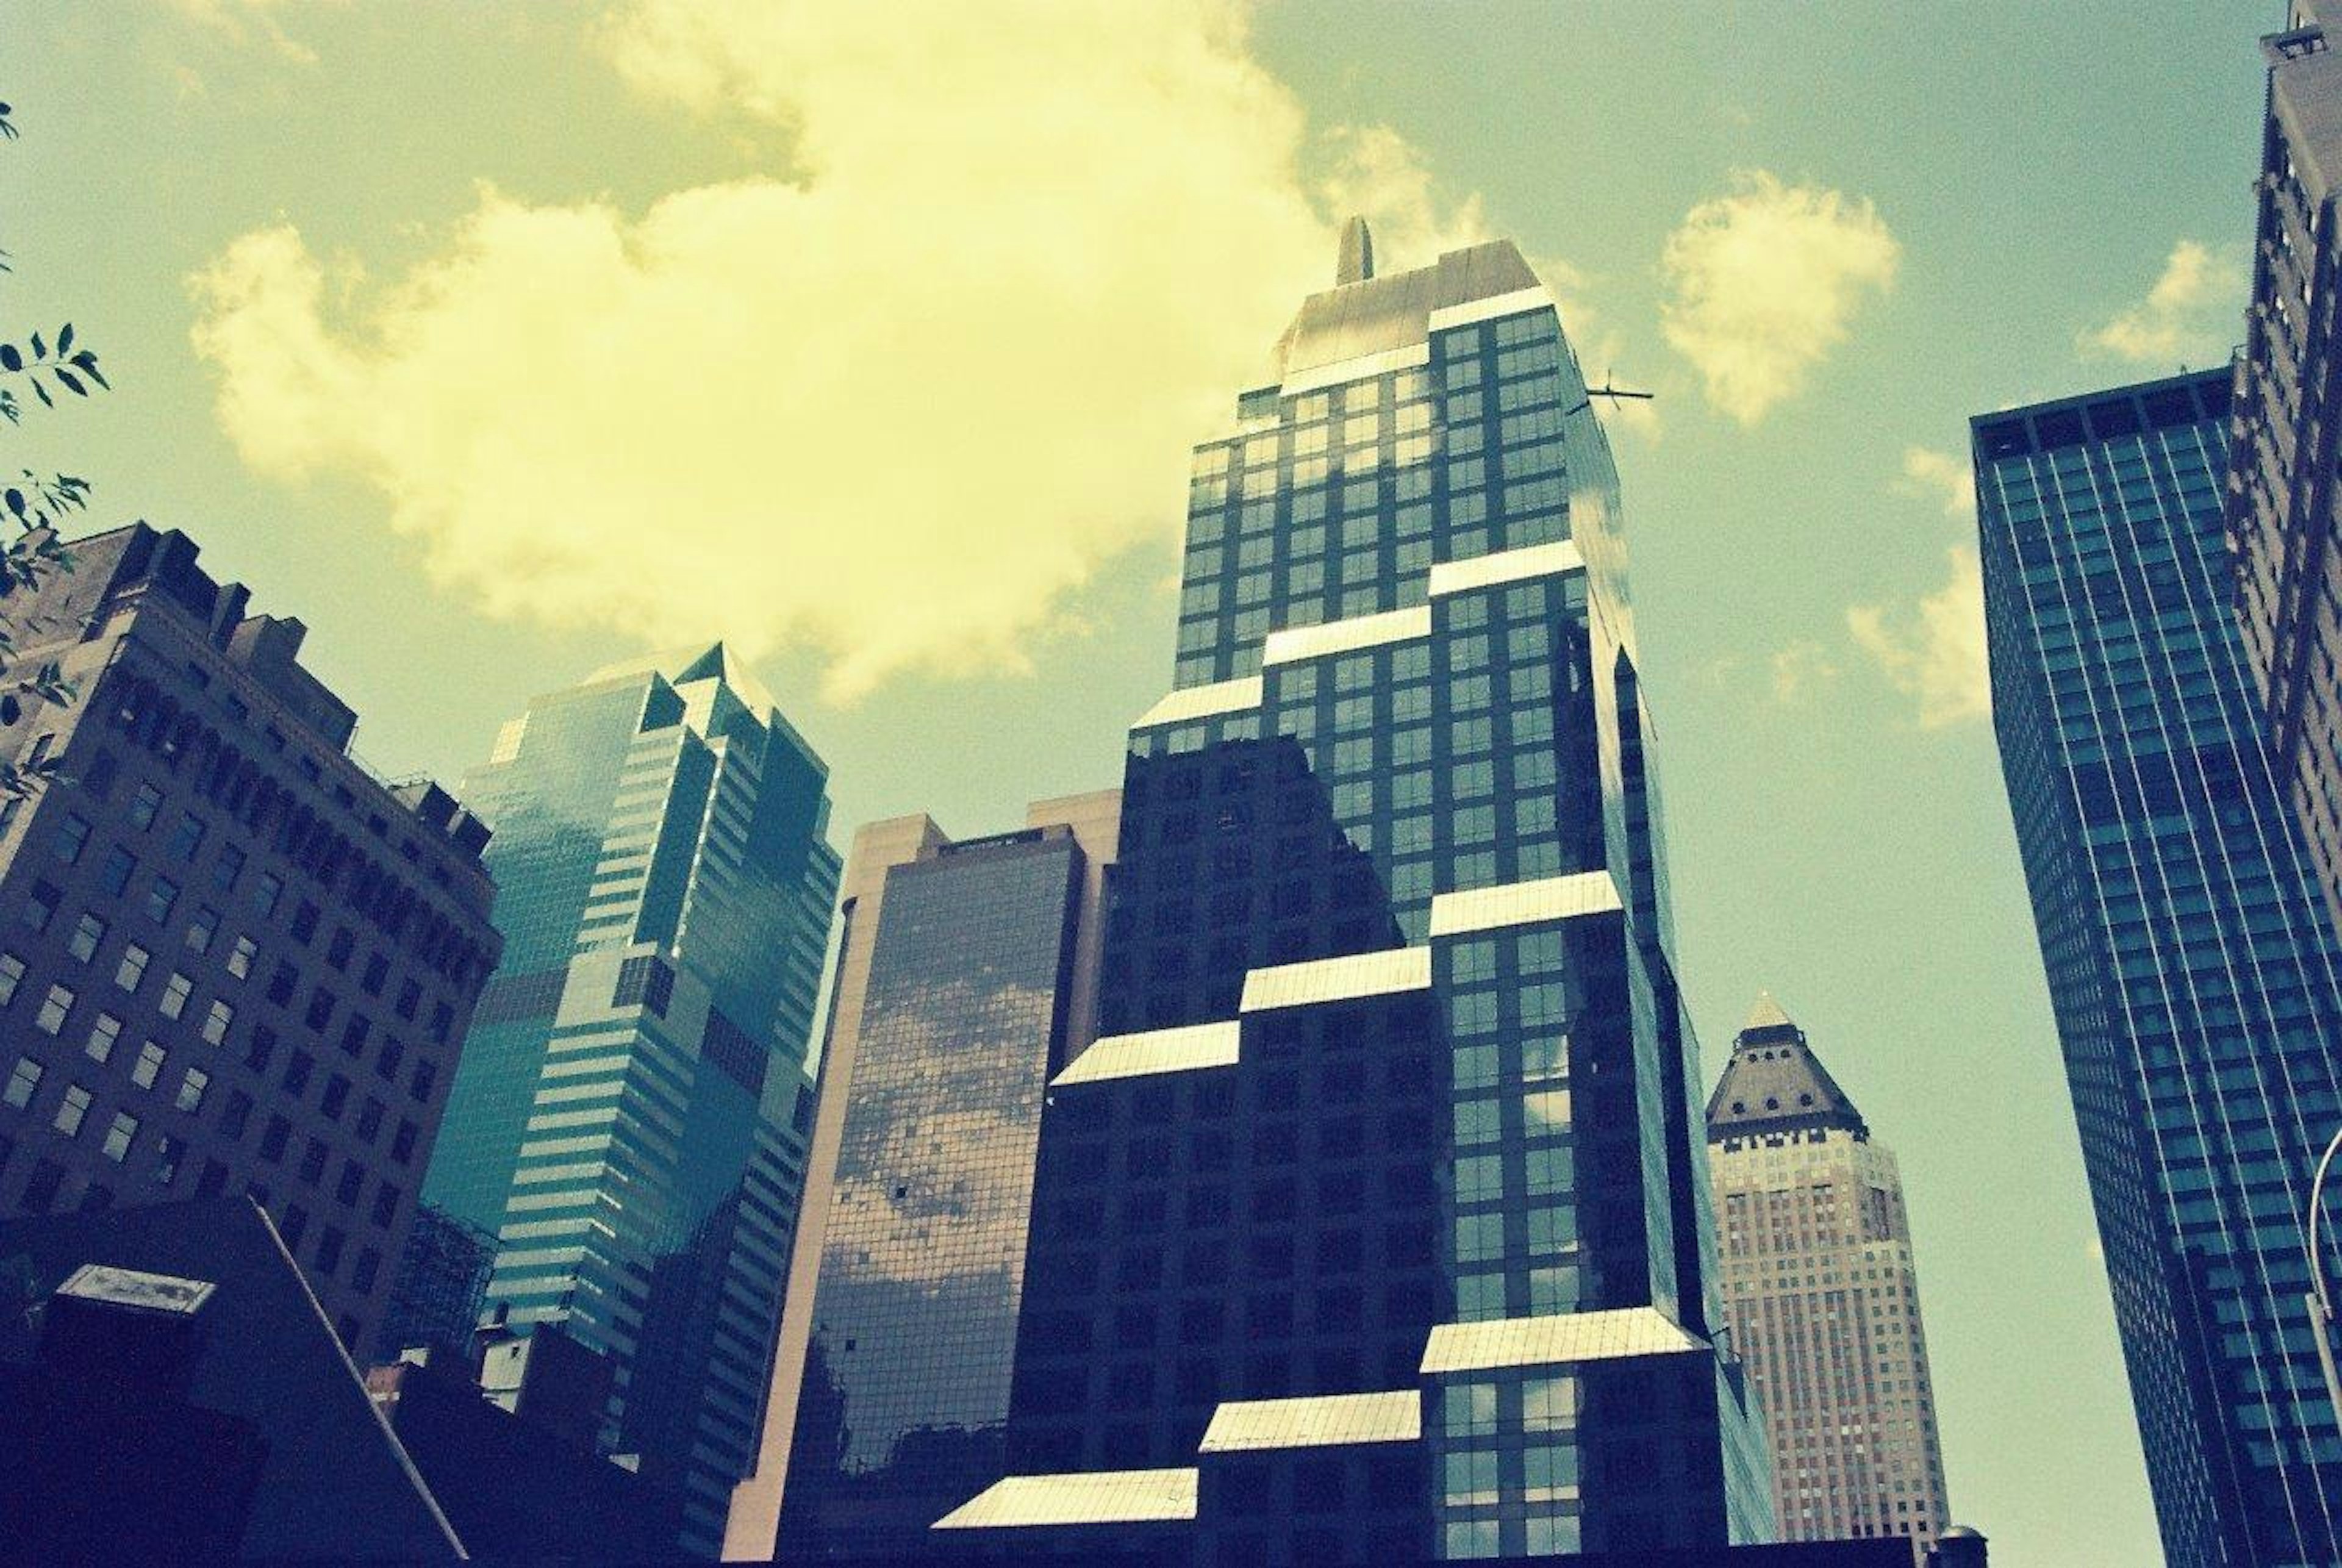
left=940, top=227, right=1771, bottom=1561
left=405, top=645, right=839, bottom=1556
left=1979, top=371, right=2342, bottom=1567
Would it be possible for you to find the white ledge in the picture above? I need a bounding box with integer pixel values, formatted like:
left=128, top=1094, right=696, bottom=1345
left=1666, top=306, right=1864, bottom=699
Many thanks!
left=1428, top=287, right=1557, bottom=334
left=1428, top=872, right=1624, bottom=938
left=1131, top=676, right=1262, bottom=731
left=931, top=1469, right=1198, bottom=1531
left=1053, top=1022, right=1241, bottom=1087
left=1199, top=1391, right=1422, bottom=1452
left=1428, top=540, right=1587, bottom=598
left=1240, top=948, right=1431, bottom=1012
left=1262, top=606, right=1431, bottom=667
left=1420, top=1306, right=1703, bottom=1376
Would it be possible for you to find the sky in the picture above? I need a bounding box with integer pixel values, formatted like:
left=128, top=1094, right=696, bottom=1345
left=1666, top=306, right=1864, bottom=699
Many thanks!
left=0, top=3, right=2280, bottom=1561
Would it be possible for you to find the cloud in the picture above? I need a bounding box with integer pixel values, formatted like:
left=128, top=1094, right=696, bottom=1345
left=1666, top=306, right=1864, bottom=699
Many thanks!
left=1893, top=445, right=1975, bottom=518
left=1769, top=640, right=1837, bottom=704
left=162, top=0, right=330, bottom=63
left=1659, top=170, right=1899, bottom=425
left=2080, top=240, right=2244, bottom=364
left=190, top=0, right=1519, bottom=701
left=1847, top=546, right=1989, bottom=729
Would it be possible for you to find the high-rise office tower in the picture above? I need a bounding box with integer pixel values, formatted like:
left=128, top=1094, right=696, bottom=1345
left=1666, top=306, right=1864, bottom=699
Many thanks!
left=1979, top=371, right=2342, bottom=1566
left=409, top=645, right=839, bottom=1556
left=1706, top=995, right=1950, bottom=1547
left=723, top=793, right=1119, bottom=1561
left=0, top=523, right=499, bottom=1355
left=938, top=227, right=1771, bottom=1561
left=2232, top=3, right=2342, bottom=939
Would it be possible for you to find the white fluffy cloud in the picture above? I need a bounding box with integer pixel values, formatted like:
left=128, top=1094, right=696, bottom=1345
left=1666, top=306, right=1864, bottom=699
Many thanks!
left=2080, top=240, right=2244, bottom=364
left=190, top=0, right=1508, bottom=701
left=1847, top=546, right=1990, bottom=729
left=1769, top=639, right=1838, bottom=704
left=1659, top=170, right=1899, bottom=425
left=1893, top=445, right=1976, bottom=518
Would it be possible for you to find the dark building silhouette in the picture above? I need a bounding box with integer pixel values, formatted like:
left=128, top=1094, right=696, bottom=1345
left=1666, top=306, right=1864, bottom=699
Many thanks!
left=1980, top=371, right=2342, bottom=1564
left=0, top=523, right=499, bottom=1357
left=378, top=1200, right=495, bottom=1359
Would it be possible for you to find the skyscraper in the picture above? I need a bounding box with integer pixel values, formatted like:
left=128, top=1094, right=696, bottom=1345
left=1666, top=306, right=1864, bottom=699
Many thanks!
left=1979, top=370, right=2342, bottom=1566
left=1706, top=995, right=1950, bottom=1547
left=939, top=227, right=1771, bottom=1560
left=409, top=644, right=839, bottom=1556
left=725, top=793, right=1119, bottom=1561
left=2231, top=2, right=2342, bottom=938
left=0, top=523, right=500, bottom=1355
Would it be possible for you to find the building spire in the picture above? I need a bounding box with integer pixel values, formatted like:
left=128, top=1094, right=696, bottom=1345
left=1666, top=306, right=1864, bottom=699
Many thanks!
left=1336, top=215, right=1374, bottom=285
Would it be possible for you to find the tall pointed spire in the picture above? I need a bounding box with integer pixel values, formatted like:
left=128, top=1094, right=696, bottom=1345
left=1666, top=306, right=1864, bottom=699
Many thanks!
left=1336, top=215, right=1375, bottom=285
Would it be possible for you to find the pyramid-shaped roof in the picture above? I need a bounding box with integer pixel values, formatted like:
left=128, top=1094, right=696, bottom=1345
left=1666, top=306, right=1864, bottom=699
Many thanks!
left=1704, top=993, right=1867, bottom=1141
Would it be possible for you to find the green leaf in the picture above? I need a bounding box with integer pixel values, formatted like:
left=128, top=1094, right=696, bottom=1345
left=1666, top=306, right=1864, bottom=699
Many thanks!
left=0, top=346, right=19, bottom=373
left=28, top=333, right=43, bottom=362
left=54, top=370, right=83, bottom=398
left=56, top=325, right=73, bottom=357
left=31, top=381, right=50, bottom=409
left=2, top=492, right=20, bottom=520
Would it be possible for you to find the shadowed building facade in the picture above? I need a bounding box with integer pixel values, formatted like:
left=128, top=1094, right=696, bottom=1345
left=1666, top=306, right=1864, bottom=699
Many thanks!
left=2231, top=3, right=2342, bottom=939
left=0, top=524, right=499, bottom=1356
left=937, top=226, right=1771, bottom=1561
left=406, top=645, right=838, bottom=1556
left=1979, top=371, right=2342, bottom=1566
left=1706, top=997, right=1949, bottom=1548
left=723, top=794, right=1118, bottom=1561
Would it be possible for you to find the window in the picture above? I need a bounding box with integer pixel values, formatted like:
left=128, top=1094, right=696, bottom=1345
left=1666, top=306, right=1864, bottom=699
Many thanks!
left=96, top=850, right=134, bottom=898
left=251, top=872, right=282, bottom=919
left=338, top=1015, right=370, bottom=1058
left=201, top=999, right=232, bottom=1046
left=101, top=1111, right=137, bottom=1162
left=23, top=879, right=59, bottom=931
left=288, top=901, right=319, bottom=944
left=153, top=1134, right=185, bottom=1187
left=370, top=1180, right=402, bottom=1228
left=356, top=1097, right=384, bottom=1143
left=226, top=937, right=257, bottom=981
left=314, top=1226, right=345, bottom=1278
left=243, top=1025, right=277, bottom=1073
left=335, top=1159, right=364, bottom=1207
left=390, top=1119, right=418, bottom=1164
left=60, top=914, right=104, bottom=968
left=176, top=1068, right=209, bottom=1114
left=166, top=812, right=206, bottom=861
left=114, top=943, right=150, bottom=993
left=54, top=1084, right=92, bottom=1136
left=283, top=1051, right=314, bottom=1096
left=185, top=904, right=219, bottom=955
left=87, top=1015, right=124, bottom=1065
left=0, top=951, right=23, bottom=1006
left=360, top=953, right=389, bottom=997
left=212, top=846, right=245, bottom=894
left=298, top=1137, right=328, bottom=1184
left=257, top=1114, right=290, bottom=1163
left=35, top=983, right=73, bottom=1034
left=145, top=877, right=179, bottom=924
left=409, top=1059, right=437, bottom=1104
left=128, top=783, right=163, bottom=830
left=326, top=928, right=354, bottom=970
left=320, top=1073, right=349, bottom=1121
left=4, top=1056, right=42, bottom=1108
left=159, top=972, right=194, bottom=1020
left=52, top=814, right=91, bottom=865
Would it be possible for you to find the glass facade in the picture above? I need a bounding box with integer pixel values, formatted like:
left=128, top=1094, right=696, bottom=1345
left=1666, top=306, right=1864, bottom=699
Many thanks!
left=963, top=231, right=1771, bottom=1561
left=775, top=817, right=1104, bottom=1559
left=1979, top=371, right=2342, bottom=1567
left=407, top=644, right=839, bottom=1557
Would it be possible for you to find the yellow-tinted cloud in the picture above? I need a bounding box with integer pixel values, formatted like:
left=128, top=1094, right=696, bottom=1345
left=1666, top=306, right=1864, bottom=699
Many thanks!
left=162, top=0, right=331, bottom=63
left=1660, top=170, right=1899, bottom=425
left=190, top=0, right=1513, bottom=701
left=1847, top=546, right=1989, bottom=729
left=1894, top=445, right=1975, bottom=518
left=2080, top=240, right=2244, bottom=364
left=1769, top=639, right=1837, bottom=704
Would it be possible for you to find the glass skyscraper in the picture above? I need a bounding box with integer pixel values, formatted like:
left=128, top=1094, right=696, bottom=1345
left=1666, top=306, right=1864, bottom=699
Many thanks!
left=406, top=644, right=839, bottom=1557
left=725, top=794, right=1117, bottom=1561
left=938, top=227, right=1771, bottom=1560
left=1979, top=371, right=2342, bottom=1567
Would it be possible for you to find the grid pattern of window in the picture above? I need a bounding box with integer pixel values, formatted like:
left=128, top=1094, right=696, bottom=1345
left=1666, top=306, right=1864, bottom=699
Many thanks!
left=1980, top=370, right=2342, bottom=1566
left=412, top=649, right=839, bottom=1558
left=777, top=833, right=1086, bottom=1561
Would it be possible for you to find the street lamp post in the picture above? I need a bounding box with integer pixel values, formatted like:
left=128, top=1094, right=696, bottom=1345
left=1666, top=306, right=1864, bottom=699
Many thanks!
left=2306, top=1125, right=2342, bottom=1425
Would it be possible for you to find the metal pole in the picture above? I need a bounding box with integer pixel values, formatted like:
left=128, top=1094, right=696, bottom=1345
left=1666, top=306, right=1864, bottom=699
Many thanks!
left=2306, top=1124, right=2342, bottom=1424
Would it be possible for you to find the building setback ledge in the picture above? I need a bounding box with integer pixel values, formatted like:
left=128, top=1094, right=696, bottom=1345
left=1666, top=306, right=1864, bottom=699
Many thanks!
left=1428, top=539, right=1588, bottom=598
left=1198, top=1390, right=1423, bottom=1452
left=1428, top=871, right=1624, bottom=937
left=1130, top=676, right=1264, bottom=732
left=1053, top=1022, right=1241, bottom=1087
left=929, top=1469, right=1198, bottom=1531
left=1239, top=947, right=1433, bottom=1011
left=1262, top=606, right=1432, bottom=667
left=1419, top=1306, right=1705, bottom=1375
